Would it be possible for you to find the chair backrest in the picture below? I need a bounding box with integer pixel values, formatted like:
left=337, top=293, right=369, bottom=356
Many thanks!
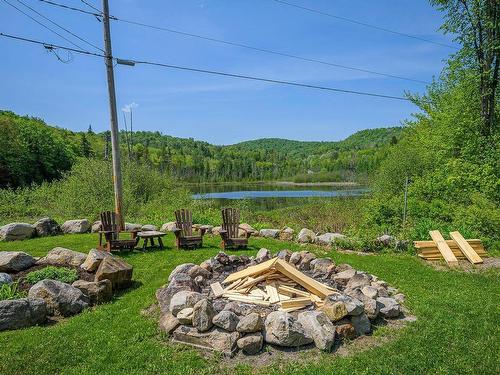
left=221, top=208, right=240, bottom=238
left=175, top=209, right=193, bottom=237
left=100, top=211, right=119, bottom=240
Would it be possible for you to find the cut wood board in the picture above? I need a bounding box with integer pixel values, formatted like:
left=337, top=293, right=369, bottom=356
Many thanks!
left=223, top=258, right=277, bottom=283
left=429, top=230, right=458, bottom=267
left=414, top=239, right=482, bottom=248
left=265, top=282, right=280, bottom=304
left=210, top=282, right=225, bottom=298
left=449, top=231, right=483, bottom=264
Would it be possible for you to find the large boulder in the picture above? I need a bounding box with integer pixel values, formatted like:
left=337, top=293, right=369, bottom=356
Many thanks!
left=33, top=218, right=61, bottom=237
left=315, top=233, right=345, bottom=246
left=279, top=227, right=295, bottom=241
left=237, top=332, right=263, bottom=355
left=377, top=297, right=401, bottom=318
left=297, top=228, right=316, bottom=243
left=297, top=311, right=336, bottom=351
left=0, top=273, right=13, bottom=286
left=28, top=279, right=89, bottom=317
left=141, top=224, right=157, bottom=232
left=72, top=279, right=112, bottom=305
left=61, top=219, right=90, bottom=234
left=192, top=299, right=216, bottom=332
left=264, top=311, right=313, bottom=347
left=94, top=256, right=133, bottom=290
left=38, top=247, right=87, bottom=267
left=259, top=229, right=280, bottom=238
left=169, top=291, right=204, bottom=316
left=0, top=251, right=35, bottom=272
left=156, top=273, right=193, bottom=313
left=236, top=312, right=263, bottom=333
left=168, top=263, right=196, bottom=282
left=80, top=249, right=111, bottom=272
left=212, top=310, right=239, bottom=332
left=160, top=222, right=177, bottom=232
left=124, top=223, right=142, bottom=232
left=91, top=221, right=102, bottom=233
left=0, top=298, right=47, bottom=331
left=172, top=326, right=240, bottom=356
left=0, top=223, right=35, bottom=241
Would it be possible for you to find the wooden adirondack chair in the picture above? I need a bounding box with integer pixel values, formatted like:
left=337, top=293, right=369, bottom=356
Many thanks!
left=173, top=209, right=206, bottom=249
left=220, top=208, right=250, bottom=250
left=97, top=211, right=139, bottom=252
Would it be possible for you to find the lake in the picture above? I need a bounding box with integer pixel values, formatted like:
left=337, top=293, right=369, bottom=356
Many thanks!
left=189, top=182, right=368, bottom=209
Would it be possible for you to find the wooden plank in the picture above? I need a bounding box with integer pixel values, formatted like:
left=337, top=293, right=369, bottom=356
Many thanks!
left=226, top=295, right=271, bottom=306
left=280, top=297, right=312, bottom=309
left=266, top=282, right=280, bottom=304
left=274, top=259, right=333, bottom=298
left=278, top=293, right=291, bottom=302
left=236, top=271, right=275, bottom=290
left=210, top=282, right=225, bottom=298
left=429, top=230, right=458, bottom=267
left=278, top=285, right=311, bottom=298
left=280, top=306, right=309, bottom=313
left=223, top=258, right=277, bottom=283
left=224, top=278, right=246, bottom=292
left=414, top=239, right=482, bottom=248
left=450, top=232, right=483, bottom=264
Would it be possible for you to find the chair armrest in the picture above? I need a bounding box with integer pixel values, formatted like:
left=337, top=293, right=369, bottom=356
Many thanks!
left=238, top=226, right=251, bottom=239
left=98, top=230, right=114, bottom=234
left=219, top=229, right=228, bottom=239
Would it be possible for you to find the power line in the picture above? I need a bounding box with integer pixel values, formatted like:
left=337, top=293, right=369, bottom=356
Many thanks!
left=0, top=32, right=416, bottom=102
left=80, top=0, right=101, bottom=13
left=2, top=0, right=86, bottom=50
left=37, top=0, right=430, bottom=85
left=272, top=0, right=457, bottom=49
left=38, top=0, right=103, bottom=18
left=14, top=0, right=103, bottom=52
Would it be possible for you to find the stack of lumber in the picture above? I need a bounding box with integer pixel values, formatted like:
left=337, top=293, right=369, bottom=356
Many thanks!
left=414, top=230, right=486, bottom=266
left=210, top=258, right=336, bottom=312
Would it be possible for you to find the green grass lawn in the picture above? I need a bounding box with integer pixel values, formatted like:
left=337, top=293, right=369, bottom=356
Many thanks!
left=0, top=234, right=499, bottom=375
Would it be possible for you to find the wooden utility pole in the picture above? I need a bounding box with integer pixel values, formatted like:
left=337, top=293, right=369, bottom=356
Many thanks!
left=102, top=0, right=124, bottom=229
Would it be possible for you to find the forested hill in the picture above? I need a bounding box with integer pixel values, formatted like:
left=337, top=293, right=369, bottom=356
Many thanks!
left=0, top=110, right=403, bottom=187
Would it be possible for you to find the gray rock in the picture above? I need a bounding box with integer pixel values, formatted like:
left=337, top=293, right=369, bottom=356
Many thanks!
left=346, top=273, right=372, bottom=289
left=236, top=312, right=263, bottom=333
left=298, top=252, right=317, bottom=271
left=124, top=223, right=142, bottom=232
left=276, top=249, right=292, bottom=261
left=169, top=291, right=204, bottom=316
left=91, top=221, right=102, bottom=233
left=351, top=313, right=371, bottom=336
left=288, top=252, right=302, bottom=265
left=0, top=273, right=13, bottom=286
left=0, top=298, right=47, bottom=331
left=279, top=227, right=295, bottom=241
left=187, top=265, right=211, bottom=280
left=192, top=299, right=216, bottom=332
left=156, top=273, right=193, bottom=313
left=298, top=311, right=336, bottom=351
left=172, top=326, right=240, bottom=356
left=322, top=294, right=364, bottom=317
left=177, top=308, right=194, bottom=325
left=168, top=263, right=196, bottom=282
left=72, top=279, right=112, bottom=305
left=239, top=223, right=258, bottom=236
left=297, top=228, right=316, bottom=243
left=0, top=251, right=36, bottom=272
left=159, top=312, right=180, bottom=334
left=33, top=217, right=61, bottom=237
left=255, top=248, right=271, bottom=262
left=28, top=279, right=89, bottom=317
left=377, top=234, right=394, bottom=246
left=362, top=297, right=381, bottom=320
left=0, top=223, right=35, bottom=241
left=61, top=219, right=90, bottom=234
left=377, top=297, right=401, bottom=318
left=237, top=332, right=263, bottom=355
left=259, top=229, right=280, bottom=238
left=38, top=247, right=87, bottom=267
left=160, top=222, right=178, bottom=232
left=315, top=233, right=345, bottom=246
left=335, top=321, right=357, bottom=340
left=94, top=256, right=133, bottom=290
left=333, top=269, right=357, bottom=285
left=213, top=310, right=239, bottom=332
left=361, top=286, right=379, bottom=299
left=310, top=258, right=334, bottom=277
left=320, top=299, right=348, bottom=322
left=264, top=311, right=313, bottom=347
left=80, top=249, right=111, bottom=272
left=141, top=224, right=157, bottom=232
left=394, top=293, right=406, bottom=303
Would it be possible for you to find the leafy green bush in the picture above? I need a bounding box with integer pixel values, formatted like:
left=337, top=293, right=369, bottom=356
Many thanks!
left=25, top=266, right=78, bottom=285
left=0, top=282, right=26, bottom=301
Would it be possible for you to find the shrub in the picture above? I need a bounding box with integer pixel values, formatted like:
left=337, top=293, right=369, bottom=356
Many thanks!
left=0, top=282, right=26, bottom=301
left=25, top=266, right=78, bottom=285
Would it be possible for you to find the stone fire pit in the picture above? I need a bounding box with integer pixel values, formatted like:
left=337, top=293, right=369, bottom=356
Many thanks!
left=157, top=249, right=407, bottom=356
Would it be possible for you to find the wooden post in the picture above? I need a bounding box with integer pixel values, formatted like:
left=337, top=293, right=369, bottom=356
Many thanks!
left=102, top=0, right=124, bottom=229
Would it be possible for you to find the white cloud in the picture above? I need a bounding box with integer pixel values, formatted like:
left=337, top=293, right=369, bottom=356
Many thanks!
left=122, top=102, right=138, bottom=113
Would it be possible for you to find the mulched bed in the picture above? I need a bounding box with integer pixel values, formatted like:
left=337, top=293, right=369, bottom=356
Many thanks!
left=10, top=263, right=95, bottom=293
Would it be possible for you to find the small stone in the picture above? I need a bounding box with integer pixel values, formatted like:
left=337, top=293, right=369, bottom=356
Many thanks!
left=255, top=248, right=272, bottom=262
left=141, top=224, right=157, bottom=231
left=298, top=252, right=317, bottom=271
left=264, top=311, right=313, bottom=347
left=236, top=312, right=263, bottom=333
left=310, top=258, right=334, bottom=277
left=0, top=273, right=12, bottom=286
left=315, top=233, right=345, bottom=246
left=169, top=291, right=204, bottom=316
left=168, top=263, right=196, bottom=282
left=177, top=308, right=194, bottom=325
left=0, top=251, right=36, bottom=272
left=213, top=310, right=239, bottom=332
left=279, top=227, right=295, bottom=241
left=276, top=249, right=292, bottom=261
left=156, top=273, right=193, bottom=313
left=91, top=221, right=102, bottom=233
left=377, top=234, right=394, bottom=246
left=239, top=223, right=258, bottom=236
left=363, top=297, right=381, bottom=320
left=394, top=293, right=406, bottom=303
left=124, top=223, right=142, bottom=232
left=351, top=313, right=371, bottom=336
left=288, top=252, right=302, bottom=265
left=160, top=222, right=177, bottom=232
left=333, top=269, right=356, bottom=285
left=335, top=321, right=357, bottom=340
left=297, top=228, right=316, bottom=243
left=346, top=273, right=372, bottom=289
left=361, top=286, right=379, bottom=299
left=259, top=229, right=280, bottom=238
left=377, top=297, right=401, bottom=318
left=192, top=299, right=216, bottom=332
left=326, top=294, right=364, bottom=316
left=187, top=265, right=211, bottom=280
left=297, top=311, right=336, bottom=351
left=61, top=219, right=90, bottom=234
left=237, top=333, right=263, bottom=355
left=159, top=312, right=180, bottom=334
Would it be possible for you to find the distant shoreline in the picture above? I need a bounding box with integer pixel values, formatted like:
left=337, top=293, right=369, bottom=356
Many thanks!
left=182, top=180, right=359, bottom=187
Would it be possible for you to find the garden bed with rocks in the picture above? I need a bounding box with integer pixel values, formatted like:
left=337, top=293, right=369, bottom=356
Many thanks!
left=0, top=247, right=134, bottom=331
left=157, top=249, right=411, bottom=357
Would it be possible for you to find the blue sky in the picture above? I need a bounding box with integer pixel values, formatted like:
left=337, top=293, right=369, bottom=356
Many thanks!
left=0, top=0, right=457, bottom=144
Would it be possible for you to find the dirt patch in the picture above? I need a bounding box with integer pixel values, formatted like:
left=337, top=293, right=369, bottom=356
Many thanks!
left=10, top=263, right=94, bottom=292
left=424, top=257, right=500, bottom=272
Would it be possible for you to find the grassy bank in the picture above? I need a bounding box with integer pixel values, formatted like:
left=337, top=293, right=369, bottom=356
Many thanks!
left=0, top=234, right=499, bottom=374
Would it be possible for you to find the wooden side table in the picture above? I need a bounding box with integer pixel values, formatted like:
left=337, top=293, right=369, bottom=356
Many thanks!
left=136, top=231, right=166, bottom=251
